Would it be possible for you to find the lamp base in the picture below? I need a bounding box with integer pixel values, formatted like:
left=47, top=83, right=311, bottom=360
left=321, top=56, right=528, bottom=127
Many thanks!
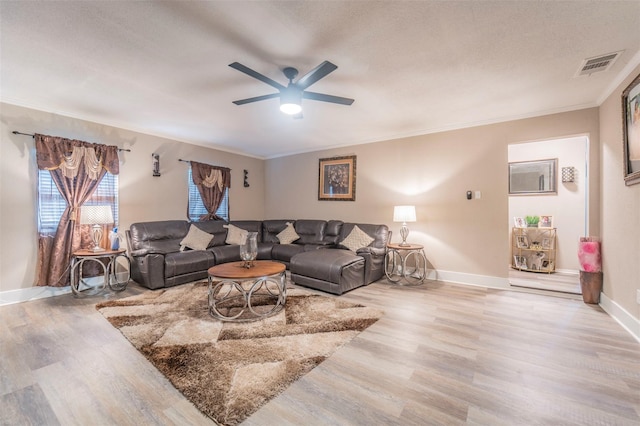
left=399, top=222, right=410, bottom=246
left=89, top=224, right=105, bottom=253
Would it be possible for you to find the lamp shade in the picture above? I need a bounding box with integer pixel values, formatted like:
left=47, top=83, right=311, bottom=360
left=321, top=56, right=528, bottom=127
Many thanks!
left=393, top=205, right=416, bottom=223
left=80, top=205, right=114, bottom=225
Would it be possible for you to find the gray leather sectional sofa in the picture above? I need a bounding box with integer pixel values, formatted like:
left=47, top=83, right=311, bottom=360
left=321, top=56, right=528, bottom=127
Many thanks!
left=126, top=219, right=389, bottom=295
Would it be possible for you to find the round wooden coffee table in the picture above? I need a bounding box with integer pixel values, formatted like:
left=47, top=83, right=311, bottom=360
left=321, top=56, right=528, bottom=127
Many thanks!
left=207, top=260, right=286, bottom=322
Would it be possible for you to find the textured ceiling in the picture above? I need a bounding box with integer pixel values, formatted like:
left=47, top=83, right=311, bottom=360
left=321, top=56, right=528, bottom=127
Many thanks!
left=2, top=1, right=640, bottom=159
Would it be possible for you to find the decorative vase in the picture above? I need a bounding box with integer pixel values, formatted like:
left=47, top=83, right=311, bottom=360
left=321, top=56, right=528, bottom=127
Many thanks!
left=240, top=232, right=258, bottom=268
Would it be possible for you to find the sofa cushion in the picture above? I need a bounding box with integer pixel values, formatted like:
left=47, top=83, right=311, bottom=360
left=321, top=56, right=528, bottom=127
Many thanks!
left=230, top=221, right=264, bottom=241
left=339, top=223, right=388, bottom=251
left=271, top=243, right=305, bottom=263
left=129, top=220, right=190, bottom=254
left=277, top=222, right=300, bottom=244
left=290, top=249, right=365, bottom=291
left=223, top=224, right=248, bottom=245
left=340, top=225, right=374, bottom=252
left=164, top=250, right=215, bottom=278
left=262, top=220, right=292, bottom=243
left=192, top=220, right=228, bottom=247
left=210, top=244, right=242, bottom=264
left=323, top=220, right=344, bottom=245
left=293, top=220, right=327, bottom=244
left=180, top=224, right=213, bottom=251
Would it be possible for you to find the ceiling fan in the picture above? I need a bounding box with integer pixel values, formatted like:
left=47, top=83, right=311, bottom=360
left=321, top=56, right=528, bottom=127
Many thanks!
left=229, top=61, right=354, bottom=118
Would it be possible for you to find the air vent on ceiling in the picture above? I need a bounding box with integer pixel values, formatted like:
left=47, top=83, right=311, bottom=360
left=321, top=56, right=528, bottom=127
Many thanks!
left=575, top=51, right=622, bottom=77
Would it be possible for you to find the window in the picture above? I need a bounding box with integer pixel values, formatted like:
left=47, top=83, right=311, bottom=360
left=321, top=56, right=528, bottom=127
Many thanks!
left=187, top=168, right=229, bottom=222
left=37, top=170, right=119, bottom=234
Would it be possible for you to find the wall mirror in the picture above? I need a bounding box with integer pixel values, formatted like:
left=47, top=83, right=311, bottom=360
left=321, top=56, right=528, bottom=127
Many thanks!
left=508, top=158, right=557, bottom=195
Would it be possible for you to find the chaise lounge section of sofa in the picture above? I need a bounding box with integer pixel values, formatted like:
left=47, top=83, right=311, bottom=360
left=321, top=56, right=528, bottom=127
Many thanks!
left=126, top=219, right=389, bottom=295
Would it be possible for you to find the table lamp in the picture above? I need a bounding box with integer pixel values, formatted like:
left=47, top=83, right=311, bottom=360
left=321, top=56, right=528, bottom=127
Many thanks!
left=80, top=205, right=114, bottom=252
left=393, top=205, right=416, bottom=246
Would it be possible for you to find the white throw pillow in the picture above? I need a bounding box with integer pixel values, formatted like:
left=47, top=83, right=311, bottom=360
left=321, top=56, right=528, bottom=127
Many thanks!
left=276, top=222, right=300, bottom=245
left=223, top=224, right=248, bottom=245
left=340, top=226, right=374, bottom=252
left=180, top=224, right=214, bottom=251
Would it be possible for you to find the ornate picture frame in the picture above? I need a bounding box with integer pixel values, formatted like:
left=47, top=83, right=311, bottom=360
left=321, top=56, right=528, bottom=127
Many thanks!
left=318, top=155, right=356, bottom=201
left=622, top=73, right=640, bottom=186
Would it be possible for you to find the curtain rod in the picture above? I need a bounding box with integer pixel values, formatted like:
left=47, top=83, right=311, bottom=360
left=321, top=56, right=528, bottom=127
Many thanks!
left=12, top=131, right=131, bottom=152
left=178, top=158, right=231, bottom=170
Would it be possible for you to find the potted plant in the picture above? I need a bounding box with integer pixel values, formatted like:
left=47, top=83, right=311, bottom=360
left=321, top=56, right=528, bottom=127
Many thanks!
left=525, top=215, right=540, bottom=227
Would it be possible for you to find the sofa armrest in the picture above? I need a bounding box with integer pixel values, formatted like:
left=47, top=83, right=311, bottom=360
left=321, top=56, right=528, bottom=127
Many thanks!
left=356, top=246, right=385, bottom=257
left=356, top=248, right=386, bottom=284
left=129, top=253, right=166, bottom=289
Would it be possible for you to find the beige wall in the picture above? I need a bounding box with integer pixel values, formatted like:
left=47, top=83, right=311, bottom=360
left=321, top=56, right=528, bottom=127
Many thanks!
left=265, top=109, right=600, bottom=285
left=0, top=103, right=264, bottom=293
left=599, top=64, right=640, bottom=321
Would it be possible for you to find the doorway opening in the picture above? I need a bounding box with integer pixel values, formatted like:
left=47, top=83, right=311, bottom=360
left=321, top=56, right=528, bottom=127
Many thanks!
left=507, top=136, right=589, bottom=294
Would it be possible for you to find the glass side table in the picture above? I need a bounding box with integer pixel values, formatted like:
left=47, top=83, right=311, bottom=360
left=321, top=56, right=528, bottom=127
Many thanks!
left=70, top=249, right=130, bottom=297
left=384, top=243, right=427, bottom=285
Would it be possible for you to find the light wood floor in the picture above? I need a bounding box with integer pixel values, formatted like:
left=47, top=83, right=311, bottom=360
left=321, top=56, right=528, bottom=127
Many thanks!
left=1, top=278, right=638, bottom=425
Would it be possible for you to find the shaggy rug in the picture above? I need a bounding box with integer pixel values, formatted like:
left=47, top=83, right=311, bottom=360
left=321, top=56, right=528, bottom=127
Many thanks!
left=96, top=281, right=382, bottom=425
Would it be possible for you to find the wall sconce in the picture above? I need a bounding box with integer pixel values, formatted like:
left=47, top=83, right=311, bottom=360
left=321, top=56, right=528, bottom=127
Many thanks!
left=244, top=169, right=250, bottom=187
left=152, top=153, right=161, bottom=177
left=561, top=166, right=575, bottom=183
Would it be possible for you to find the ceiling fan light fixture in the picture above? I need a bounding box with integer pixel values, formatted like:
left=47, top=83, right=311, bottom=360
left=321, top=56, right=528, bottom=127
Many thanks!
left=279, top=89, right=302, bottom=115
left=280, top=102, right=302, bottom=115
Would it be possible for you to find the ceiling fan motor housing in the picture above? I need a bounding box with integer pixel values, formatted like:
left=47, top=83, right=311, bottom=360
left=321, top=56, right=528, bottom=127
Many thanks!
left=283, top=67, right=299, bottom=82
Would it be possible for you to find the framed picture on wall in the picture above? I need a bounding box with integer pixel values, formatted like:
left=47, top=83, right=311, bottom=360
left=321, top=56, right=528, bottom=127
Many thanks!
left=622, top=73, right=640, bottom=186
left=318, top=155, right=357, bottom=201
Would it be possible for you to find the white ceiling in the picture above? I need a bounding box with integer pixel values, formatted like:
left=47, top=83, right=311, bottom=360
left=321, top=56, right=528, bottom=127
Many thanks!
left=2, top=1, right=640, bottom=159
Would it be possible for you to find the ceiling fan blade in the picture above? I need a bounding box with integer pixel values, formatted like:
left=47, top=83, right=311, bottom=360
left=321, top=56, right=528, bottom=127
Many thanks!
left=295, top=61, right=338, bottom=90
left=229, top=62, right=286, bottom=91
left=232, top=93, right=280, bottom=105
left=303, top=91, right=354, bottom=105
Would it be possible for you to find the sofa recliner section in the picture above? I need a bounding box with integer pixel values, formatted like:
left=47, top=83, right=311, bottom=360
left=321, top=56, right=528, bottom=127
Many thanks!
left=126, top=219, right=389, bottom=295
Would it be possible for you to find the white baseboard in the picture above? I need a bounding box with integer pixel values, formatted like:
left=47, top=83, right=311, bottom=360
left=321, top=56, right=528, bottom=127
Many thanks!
left=599, top=292, right=640, bottom=343
left=429, top=269, right=510, bottom=289
left=0, top=276, right=109, bottom=306
left=0, top=285, right=71, bottom=306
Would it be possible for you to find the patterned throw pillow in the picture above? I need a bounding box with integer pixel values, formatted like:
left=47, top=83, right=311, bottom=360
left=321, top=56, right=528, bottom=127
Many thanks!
left=276, top=222, right=300, bottom=245
left=340, top=225, right=374, bottom=252
left=180, top=224, right=214, bottom=251
left=223, top=224, right=248, bottom=245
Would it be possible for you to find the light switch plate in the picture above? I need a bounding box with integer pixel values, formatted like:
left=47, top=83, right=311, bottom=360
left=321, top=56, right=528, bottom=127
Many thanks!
left=475, top=191, right=481, bottom=199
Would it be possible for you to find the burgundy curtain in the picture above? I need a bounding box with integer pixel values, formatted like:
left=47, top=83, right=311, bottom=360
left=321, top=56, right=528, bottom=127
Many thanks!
left=190, top=161, right=230, bottom=221
left=35, top=134, right=119, bottom=287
